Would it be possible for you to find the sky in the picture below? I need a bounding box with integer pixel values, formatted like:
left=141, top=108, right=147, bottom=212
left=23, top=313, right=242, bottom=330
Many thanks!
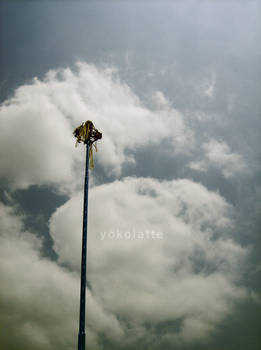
left=0, top=0, right=261, bottom=349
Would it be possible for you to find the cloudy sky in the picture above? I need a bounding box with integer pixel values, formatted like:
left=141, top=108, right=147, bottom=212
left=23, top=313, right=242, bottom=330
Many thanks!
left=0, top=1, right=261, bottom=349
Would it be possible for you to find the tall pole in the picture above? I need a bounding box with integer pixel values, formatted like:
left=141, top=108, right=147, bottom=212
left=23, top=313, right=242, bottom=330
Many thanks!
left=73, top=120, right=102, bottom=350
left=78, top=142, right=90, bottom=350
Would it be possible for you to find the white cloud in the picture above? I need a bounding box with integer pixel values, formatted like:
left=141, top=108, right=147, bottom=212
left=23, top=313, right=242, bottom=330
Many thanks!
left=0, top=89, right=79, bottom=192
left=153, top=91, right=169, bottom=107
left=203, top=72, right=216, bottom=98
left=0, top=63, right=192, bottom=192
left=189, top=139, right=247, bottom=178
left=0, top=62, right=253, bottom=349
left=0, top=175, right=250, bottom=349
left=189, top=160, right=208, bottom=172
left=50, top=176, right=248, bottom=344
left=0, top=202, right=124, bottom=350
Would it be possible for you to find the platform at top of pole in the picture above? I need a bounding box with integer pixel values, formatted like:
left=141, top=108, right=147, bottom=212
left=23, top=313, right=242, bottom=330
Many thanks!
left=73, top=120, right=102, bottom=169
left=73, top=120, right=102, bottom=146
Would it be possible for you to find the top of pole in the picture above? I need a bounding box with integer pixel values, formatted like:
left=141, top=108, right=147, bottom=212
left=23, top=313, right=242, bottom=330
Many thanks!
left=73, top=120, right=102, bottom=146
left=73, top=120, right=102, bottom=168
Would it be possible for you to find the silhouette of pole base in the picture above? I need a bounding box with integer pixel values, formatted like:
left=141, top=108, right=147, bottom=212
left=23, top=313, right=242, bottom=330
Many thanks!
left=78, top=331, right=86, bottom=350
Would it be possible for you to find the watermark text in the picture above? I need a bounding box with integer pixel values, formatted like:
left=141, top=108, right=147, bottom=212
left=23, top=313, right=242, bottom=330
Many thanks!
left=100, top=229, right=163, bottom=241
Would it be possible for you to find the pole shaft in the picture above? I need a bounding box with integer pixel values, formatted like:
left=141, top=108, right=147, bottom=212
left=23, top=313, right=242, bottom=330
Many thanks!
left=78, top=143, right=90, bottom=350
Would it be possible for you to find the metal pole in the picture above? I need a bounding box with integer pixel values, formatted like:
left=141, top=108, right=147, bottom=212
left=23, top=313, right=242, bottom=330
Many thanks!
left=78, top=142, right=90, bottom=350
